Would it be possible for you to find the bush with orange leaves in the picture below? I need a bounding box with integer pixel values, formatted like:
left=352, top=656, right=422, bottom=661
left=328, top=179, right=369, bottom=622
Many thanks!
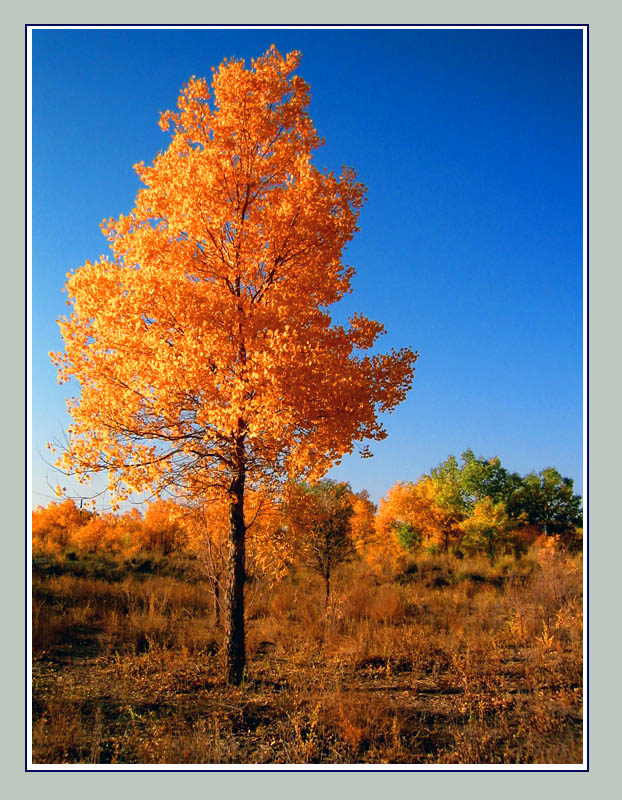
left=115, top=508, right=144, bottom=552
left=127, top=499, right=188, bottom=556
left=70, top=512, right=129, bottom=555
left=32, top=499, right=92, bottom=554
left=33, top=500, right=146, bottom=556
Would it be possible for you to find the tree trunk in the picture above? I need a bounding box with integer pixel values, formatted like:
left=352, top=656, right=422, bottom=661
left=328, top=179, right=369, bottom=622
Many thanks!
left=212, top=577, right=221, bottom=628
left=324, top=568, right=331, bottom=609
left=224, top=438, right=246, bottom=685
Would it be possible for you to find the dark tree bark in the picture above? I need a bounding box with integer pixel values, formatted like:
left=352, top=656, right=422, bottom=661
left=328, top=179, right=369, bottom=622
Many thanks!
left=324, top=567, right=331, bottom=609
left=223, top=434, right=246, bottom=685
left=212, top=577, right=221, bottom=628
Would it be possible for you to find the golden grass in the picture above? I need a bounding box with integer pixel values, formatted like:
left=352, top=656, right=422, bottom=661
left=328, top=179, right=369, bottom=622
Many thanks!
left=32, top=548, right=583, bottom=765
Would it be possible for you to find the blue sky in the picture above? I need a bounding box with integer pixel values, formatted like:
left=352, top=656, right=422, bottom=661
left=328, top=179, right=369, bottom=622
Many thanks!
left=30, top=27, right=584, bottom=509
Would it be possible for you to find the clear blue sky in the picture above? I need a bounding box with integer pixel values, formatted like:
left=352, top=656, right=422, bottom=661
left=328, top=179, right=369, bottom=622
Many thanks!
left=30, top=27, right=584, bottom=510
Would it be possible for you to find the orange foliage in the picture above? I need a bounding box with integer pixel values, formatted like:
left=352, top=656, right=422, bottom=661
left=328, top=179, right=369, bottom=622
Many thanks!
left=30, top=493, right=290, bottom=569
left=132, top=499, right=187, bottom=555
left=349, top=489, right=377, bottom=556
left=182, top=498, right=229, bottom=578
left=31, top=500, right=91, bottom=553
left=414, top=478, right=462, bottom=551
left=32, top=501, right=140, bottom=556
left=70, top=512, right=128, bottom=555
left=50, top=45, right=417, bottom=512
left=373, top=478, right=460, bottom=564
left=115, top=508, right=144, bottom=551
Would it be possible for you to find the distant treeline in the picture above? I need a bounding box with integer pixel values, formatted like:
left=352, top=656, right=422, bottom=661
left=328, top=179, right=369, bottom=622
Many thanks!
left=33, top=450, right=582, bottom=572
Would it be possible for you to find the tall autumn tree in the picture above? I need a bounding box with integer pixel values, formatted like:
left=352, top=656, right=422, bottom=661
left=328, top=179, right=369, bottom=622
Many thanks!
left=51, top=47, right=417, bottom=684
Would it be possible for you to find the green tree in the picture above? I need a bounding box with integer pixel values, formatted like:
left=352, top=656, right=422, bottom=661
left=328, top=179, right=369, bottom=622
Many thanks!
left=459, top=449, right=522, bottom=507
left=507, top=468, right=582, bottom=544
left=429, top=454, right=467, bottom=535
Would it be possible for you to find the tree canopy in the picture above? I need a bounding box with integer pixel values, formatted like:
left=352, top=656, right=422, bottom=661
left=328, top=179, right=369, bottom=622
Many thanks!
left=52, top=46, right=417, bottom=509
left=506, top=467, right=583, bottom=538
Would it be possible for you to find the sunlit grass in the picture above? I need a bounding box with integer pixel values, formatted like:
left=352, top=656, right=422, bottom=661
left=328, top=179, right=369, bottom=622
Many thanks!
left=32, top=548, right=582, bottom=765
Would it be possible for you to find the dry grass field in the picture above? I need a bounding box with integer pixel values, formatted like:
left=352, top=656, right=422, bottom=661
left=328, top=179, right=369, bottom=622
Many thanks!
left=31, top=547, right=583, bottom=765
